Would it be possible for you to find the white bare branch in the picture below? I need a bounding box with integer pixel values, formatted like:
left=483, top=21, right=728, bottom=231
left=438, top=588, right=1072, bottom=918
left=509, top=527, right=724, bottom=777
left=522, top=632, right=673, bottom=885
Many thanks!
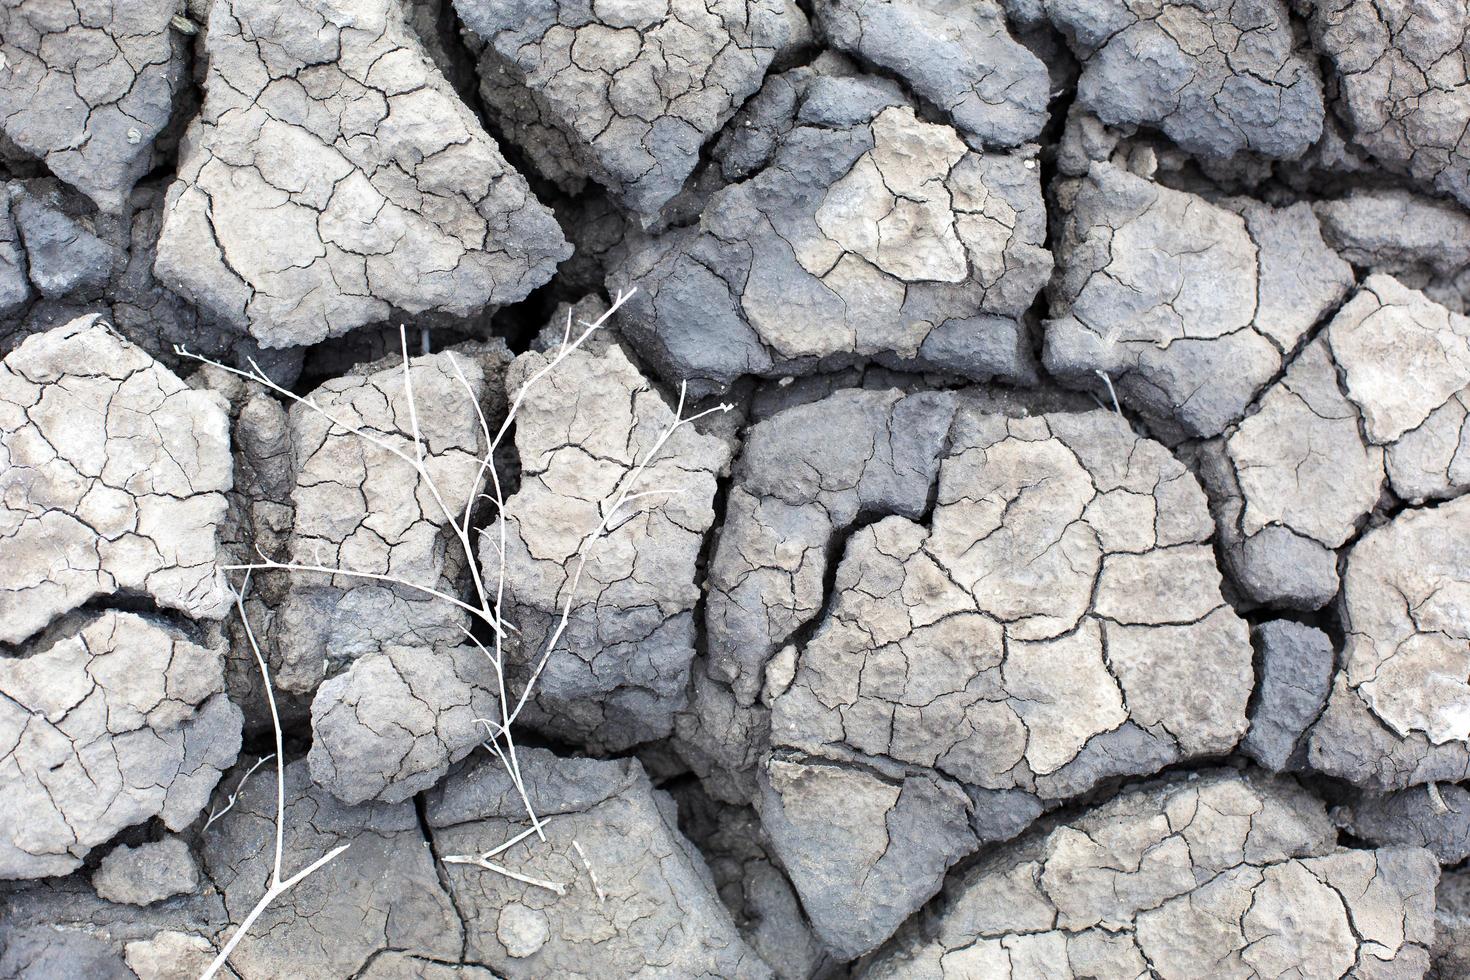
left=572, top=839, right=606, bottom=904
left=203, top=753, right=273, bottom=832
left=199, top=576, right=349, bottom=980
left=181, top=286, right=726, bottom=902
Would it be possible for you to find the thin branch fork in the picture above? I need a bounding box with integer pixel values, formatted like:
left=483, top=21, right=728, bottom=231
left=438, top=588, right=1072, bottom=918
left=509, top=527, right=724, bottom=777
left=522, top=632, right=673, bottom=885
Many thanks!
left=441, top=821, right=566, bottom=895
left=203, top=753, right=273, bottom=832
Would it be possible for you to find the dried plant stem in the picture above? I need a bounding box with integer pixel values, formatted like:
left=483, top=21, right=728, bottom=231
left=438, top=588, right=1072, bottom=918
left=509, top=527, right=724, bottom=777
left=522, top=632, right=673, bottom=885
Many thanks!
left=203, top=753, right=273, bottom=832
left=199, top=575, right=349, bottom=980
left=180, top=286, right=730, bottom=909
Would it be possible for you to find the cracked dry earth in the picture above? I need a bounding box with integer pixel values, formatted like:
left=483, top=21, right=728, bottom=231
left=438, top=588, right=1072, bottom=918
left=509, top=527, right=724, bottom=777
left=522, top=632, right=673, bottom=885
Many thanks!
left=5, top=1, right=1470, bottom=979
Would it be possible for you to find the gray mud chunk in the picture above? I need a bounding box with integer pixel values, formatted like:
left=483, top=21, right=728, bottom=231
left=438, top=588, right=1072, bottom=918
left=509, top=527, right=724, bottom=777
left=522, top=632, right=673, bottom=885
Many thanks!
left=1201, top=277, right=1470, bottom=598
left=227, top=390, right=294, bottom=580
left=705, top=387, right=958, bottom=707
left=454, top=0, right=796, bottom=220
left=1031, top=0, right=1323, bottom=159
left=1242, top=621, right=1335, bottom=771
left=1312, top=0, right=1470, bottom=209
left=815, top=0, right=1050, bottom=148
left=307, top=644, right=499, bottom=804
left=10, top=189, right=117, bottom=298
left=687, top=384, right=1236, bottom=805
left=1336, top=784, right=1470, bottom=866
left=0, top=877, right=226, bottom=980
left=2, top=930, right=138, bottom=980
left=484, top=345, right=730, bottom=750
left=675, top=790, right=836, bottom=979
left=1314, top=188, right=1470, bottom=314
left=610, top=68, right=1052, bottom=396
left=1308, top=674, right=1470, bottom=795
left=861, top=771, right=1440, bottom=979
left=424, top=748, right=772, bottom=978
left=202, top=759, right=463, bottom=978
left=124, top=933, right=220, bottom=980
left=675, top=658, right=773, bottom=805
left=1389, top=388, right=1470, bottom=505
left=1336, top=497, right=1470, bottom=751
left=1219, top=525, right=1345, bottom=613
left=0, top=0, right=188, bottom=211
left=1328, top=276, right=1470, bottom=504
left=0, top=189, right=29, bottom=315
left=0, top=183, right=290, bottom=381
left=1198, top=338, right=1384, bottom=609
left=92, top=837, right=201, bottom=907
left=0, top=611, right=242, bottom=879
left=756, top=408, right=1252, bottom=957
left=1435, top=870, right=1470, bottom=980
left=1330, top=276, right=1470, bottom=447
left=1308, top=495, right=1470, bottom=790
left=270, top=347, right=505, bottom=695
left=0, top=317, right=234, bottom=644
left=1045, top=163, right=1353, bottom=438
left=757, top=758, right=977, bottom=961
left=154, top=0, right=569, bottom=348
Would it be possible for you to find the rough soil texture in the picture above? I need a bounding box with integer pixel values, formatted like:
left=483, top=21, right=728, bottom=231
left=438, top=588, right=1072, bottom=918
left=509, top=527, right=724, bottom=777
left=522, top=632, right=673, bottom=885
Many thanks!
left=2, top=0, right=1469, bottom=977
